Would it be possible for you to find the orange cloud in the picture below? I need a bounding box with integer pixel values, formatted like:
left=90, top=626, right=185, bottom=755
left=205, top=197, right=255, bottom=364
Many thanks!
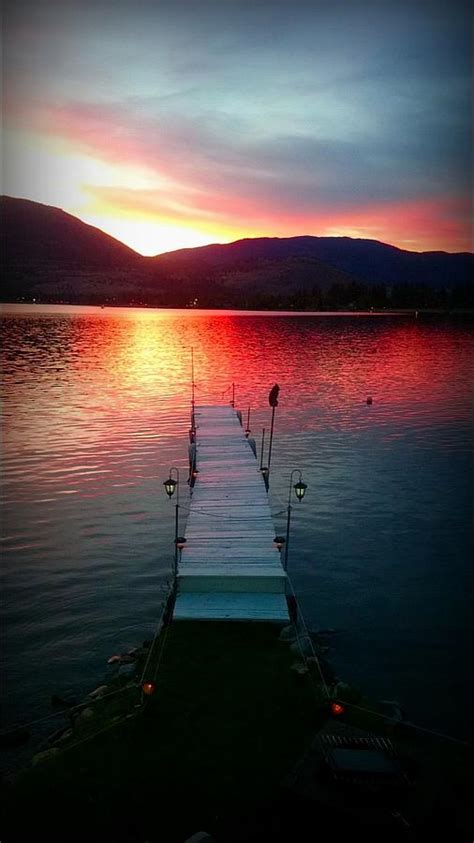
left=4, top=98, right=472, bottom=255
left=85, top=186, right=472, bottom=255
left=317, top=196, right=473, bottom=253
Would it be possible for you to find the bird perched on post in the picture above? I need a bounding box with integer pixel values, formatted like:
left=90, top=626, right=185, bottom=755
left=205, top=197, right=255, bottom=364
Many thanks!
left=269, top=383, right=280, bottom=407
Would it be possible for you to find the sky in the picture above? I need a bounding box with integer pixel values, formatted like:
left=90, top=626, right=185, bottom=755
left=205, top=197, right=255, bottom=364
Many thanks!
left=2, top=0, right=473, bottom=256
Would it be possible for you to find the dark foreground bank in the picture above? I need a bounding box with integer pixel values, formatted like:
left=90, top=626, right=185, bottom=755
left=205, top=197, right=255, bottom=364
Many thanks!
left=1, top=621, right=472, bottom=842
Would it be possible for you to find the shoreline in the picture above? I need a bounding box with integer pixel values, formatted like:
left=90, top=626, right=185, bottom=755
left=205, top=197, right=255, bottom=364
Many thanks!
left=1, top=301, right=473, bottom=317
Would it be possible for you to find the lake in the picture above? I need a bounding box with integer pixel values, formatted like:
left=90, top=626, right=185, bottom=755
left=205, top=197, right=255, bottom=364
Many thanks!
left=1, top=304, right=472, bottom=763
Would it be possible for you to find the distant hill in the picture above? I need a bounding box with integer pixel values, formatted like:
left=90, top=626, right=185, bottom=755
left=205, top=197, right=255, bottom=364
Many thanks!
left=150, top=235, right=473, bottom=288
left=1, top=196, right=472, bottom=308
left=0, top=196, right=153, bottom=304
left=2, top=195, right=140, bottom=266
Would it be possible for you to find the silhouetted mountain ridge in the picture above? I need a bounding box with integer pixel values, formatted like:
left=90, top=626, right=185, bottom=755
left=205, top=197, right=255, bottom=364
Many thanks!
left=2, top=196, right=140, bottom=265
left=1, top=196, right=472, bottom=308
left=151, top=235, right=472, bottom=286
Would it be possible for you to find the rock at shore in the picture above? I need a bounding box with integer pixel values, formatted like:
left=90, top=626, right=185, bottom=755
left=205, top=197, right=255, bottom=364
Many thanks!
left=32, top=748, right=60, bottom=766
left=278, top=625, right=298, bottom=643
left=289, top=637, right=314, bottom=657
left=75, top=707, right=96, bottom=725
left=88, top=685, right=109, bottom=699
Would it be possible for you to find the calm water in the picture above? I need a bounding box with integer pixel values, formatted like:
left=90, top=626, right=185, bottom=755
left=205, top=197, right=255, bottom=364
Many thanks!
left=1, top=304, right=472, bottom=761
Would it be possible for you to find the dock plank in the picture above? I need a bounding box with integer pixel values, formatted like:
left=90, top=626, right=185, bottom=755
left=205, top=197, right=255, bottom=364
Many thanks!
left=173, top=592, right=289, bottom=622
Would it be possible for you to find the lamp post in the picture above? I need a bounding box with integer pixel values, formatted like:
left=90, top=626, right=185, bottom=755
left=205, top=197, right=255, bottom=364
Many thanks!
left=259, top=428, right=266, bottom=470
left=163, top=467, right=180, bottom=576
left=282, top=469, right=307, bottom=571
left=267, top=384, right=280, bottom=486
left=190, top=347, right=196, bottom=434
left=245, top=406, right=251, bottom=438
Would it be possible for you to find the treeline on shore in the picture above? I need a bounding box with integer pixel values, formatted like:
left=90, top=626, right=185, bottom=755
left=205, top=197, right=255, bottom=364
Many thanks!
left=7, top=278, right=473, bottom=311
left=217, top=280, right=474, bottom=311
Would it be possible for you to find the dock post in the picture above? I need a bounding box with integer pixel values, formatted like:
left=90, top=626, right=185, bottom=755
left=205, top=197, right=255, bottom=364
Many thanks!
left=259, top=428, right=266, bottom=470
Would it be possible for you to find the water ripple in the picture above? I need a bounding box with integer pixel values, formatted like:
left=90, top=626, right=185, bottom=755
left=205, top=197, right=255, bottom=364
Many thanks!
left=1, top=305, right=472, bottom=750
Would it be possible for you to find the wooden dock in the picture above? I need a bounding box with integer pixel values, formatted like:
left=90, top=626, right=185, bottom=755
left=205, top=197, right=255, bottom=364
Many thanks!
left=174, top=405, right=289, bottom=622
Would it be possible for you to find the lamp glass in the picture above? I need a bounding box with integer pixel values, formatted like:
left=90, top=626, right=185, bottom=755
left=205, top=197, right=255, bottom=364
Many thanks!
left=164, top=477, right=177, bottom=498
left=294, top=480, right=307, bottom=501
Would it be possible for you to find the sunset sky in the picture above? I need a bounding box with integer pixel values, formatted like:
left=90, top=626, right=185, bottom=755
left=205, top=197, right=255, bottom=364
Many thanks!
left=3, top=0, right=472, bottom=256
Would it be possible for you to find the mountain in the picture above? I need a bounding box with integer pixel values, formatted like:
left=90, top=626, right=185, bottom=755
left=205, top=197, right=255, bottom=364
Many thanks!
left=150, top=235, right=473, bottom=287
left=146, top=233, right=473, bottom=308
left=1, top=196, right=472, bottom=308
left=2, top=195, right=140, bottom=265
left=0, top=196, right=154, bottom=304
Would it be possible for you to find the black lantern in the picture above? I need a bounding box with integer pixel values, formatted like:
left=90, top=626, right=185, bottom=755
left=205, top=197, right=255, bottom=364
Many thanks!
left=163, top=477, right=177, bottom=498
left=283, top=470, right=308, bottom=572
left=294, top=480, right=307, bottom=502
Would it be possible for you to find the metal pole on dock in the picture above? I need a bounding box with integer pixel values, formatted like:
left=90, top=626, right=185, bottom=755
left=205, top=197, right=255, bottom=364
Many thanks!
left=267, top=405, right=276, bottom=473
left=283, top=469, right=308, bottom=571
left=267, top=384, right=280, bottom=482
left=259, top=427, right=266, bottom=470
left=191, top=347, right=195, bottom=430
left=174, top=498, right=179, bottom=574
left=163, top=467, right=180, bottom=576
left=284, top=498, right=292, bottom=572
left=231, top=382, right=235, bottom=407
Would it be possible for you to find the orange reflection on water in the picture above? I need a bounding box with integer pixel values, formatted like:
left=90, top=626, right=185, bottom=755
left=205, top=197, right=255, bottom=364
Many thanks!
left=2, top=308, right=472, bottom=453
left=85, top=309, right=191, bottom=392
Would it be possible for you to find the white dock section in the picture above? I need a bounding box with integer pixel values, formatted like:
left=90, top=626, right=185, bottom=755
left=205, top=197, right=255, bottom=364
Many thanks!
left=174, top=405, right=289, bottom=622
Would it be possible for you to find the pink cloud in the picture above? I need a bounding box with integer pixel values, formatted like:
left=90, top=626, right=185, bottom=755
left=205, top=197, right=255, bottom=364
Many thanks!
left=5, top=97, right=472, bottom=253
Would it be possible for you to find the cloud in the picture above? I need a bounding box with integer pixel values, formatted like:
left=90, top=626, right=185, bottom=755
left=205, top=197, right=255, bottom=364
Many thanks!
left=6, top=95, right=471, bottom=209
left=78, top=181, right=471, bottom=254
left=3, top=0, right=472, bottom=253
